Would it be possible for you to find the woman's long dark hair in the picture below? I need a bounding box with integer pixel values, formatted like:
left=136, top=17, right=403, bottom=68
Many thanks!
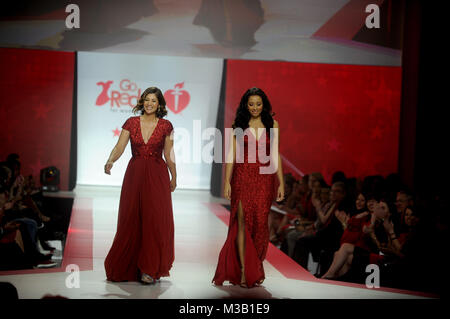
left=232, top=87, right=274, bottom=134
left=132, top=86, right=168, bottom=118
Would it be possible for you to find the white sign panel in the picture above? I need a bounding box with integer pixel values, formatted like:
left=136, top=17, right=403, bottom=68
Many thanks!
left=77, top=51, right=223, bottom=189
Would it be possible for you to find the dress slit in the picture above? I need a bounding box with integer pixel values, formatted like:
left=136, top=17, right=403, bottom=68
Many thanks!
left=236, top=200, right=246, bottom=283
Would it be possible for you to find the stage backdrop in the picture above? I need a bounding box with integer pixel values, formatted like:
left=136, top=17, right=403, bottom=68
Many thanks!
left=224, top=59, right=402, bottom=185
left=0, top=48, right=74, bottom=190
left=77, top=52, right=223, bottom=189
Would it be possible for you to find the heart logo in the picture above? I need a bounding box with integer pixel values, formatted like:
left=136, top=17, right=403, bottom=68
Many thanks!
left=164, top=82, right=190, bottom=114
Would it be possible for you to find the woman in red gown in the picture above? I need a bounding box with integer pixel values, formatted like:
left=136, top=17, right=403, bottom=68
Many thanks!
left=212, top=87, right=285, bottom=288
left=103, top=87, right=177, bottom=284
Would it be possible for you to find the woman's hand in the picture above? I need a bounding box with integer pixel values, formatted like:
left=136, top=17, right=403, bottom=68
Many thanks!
left=335, top=210, right=349, bottom=225
left=170, top=178, right=177, bottom=192
left=104, top=161, right=113, bottom=175
left=311, top=196, right=321, bottom=210
left=383, top=219, right=394, bottom=234
left=276, top=185, right=285, bottom=202
left=223, top=181, right=231, bottom=200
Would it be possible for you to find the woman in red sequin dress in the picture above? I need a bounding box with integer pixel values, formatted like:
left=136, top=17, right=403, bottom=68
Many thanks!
left=213, top=87, right=285, bottom=288
left=103, top=87, right=176, bottom=284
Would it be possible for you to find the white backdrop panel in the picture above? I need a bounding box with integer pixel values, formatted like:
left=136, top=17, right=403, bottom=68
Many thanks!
left=77, top=51, right=223, bottom=189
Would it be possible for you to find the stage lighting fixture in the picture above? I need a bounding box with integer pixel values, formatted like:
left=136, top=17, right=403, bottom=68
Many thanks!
left=40, top=166, right=60, bottom=192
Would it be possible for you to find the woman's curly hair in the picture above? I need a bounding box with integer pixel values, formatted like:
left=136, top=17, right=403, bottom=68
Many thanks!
left=232, top=87, right=274, bottom=134
left=132, top=86, right=168, bottom=118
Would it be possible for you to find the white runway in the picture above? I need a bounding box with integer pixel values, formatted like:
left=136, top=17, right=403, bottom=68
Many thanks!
left=0, top=186, right=435, bottom=299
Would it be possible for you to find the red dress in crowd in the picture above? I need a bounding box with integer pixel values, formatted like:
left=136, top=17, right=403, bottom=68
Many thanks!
left=340, top=213, right=387, bottom=265
left=340, top=213, right=372, bottom=250
left=104, top=116, right=174, bottom=282
left=212, top=129, right=277, bottom=287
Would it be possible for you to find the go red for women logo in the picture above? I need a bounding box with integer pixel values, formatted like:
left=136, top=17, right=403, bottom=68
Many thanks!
left=95, top=79, right=141, bottom=108
left=164, top=82, right=190, bottom=114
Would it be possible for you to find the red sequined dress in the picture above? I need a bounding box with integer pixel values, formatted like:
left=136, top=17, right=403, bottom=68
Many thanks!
left=212, top=129, right=278, bottom=287
left=104, top=116, right=174, bottom=282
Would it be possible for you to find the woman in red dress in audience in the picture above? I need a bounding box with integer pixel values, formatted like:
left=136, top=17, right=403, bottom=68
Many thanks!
left=212, top=87, right=285, bottom=288
left=320, top=196, right=390, bottom=280
left=104, top=87, right=177, bottom=284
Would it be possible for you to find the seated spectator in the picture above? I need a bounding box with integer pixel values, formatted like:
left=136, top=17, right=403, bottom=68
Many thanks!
left=353, top=191, right=368, bottom=216
left=320, top=198, right=391, bottom=280
left=378, top=203, right=435, bottom=291
left=292, top=181, right=351, bottom=271
left=332, top=192, right=370, bottom=250
left=394, top=190, right=414, bottom=234
left=1, top=159, right=55, bottom=246
left=320, top=186, right=330, bottom=206
left=270, top=177, right=307, bottom=244
left=332, top=171, right=346, bottom=184
left=2, top=158, right=51, bottom=225
left=269, top=173, right=296, bottom=243
left=301, top=172, right=325, bottom=222
left=275, top=173, right=325, bottom=244
left=0, top=166, right=56, bottom=269
left=1, top=186, right=30, bottom=270
left=281, top=184, right=331, bottom=258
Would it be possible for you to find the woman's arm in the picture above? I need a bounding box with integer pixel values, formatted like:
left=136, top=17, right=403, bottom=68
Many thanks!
left=335, top=210, right=350, bottom=230
left=9, top=175, right=24, bottom=202
left=163, top=130, right=177, bottom=191
left=317, top=202, right=337, bottom=225
left=223, top=127, right=236, bottom=200
left=273, top=120, right=285, bottom=201
left=282, top=202, right=302, bottom=216
left=104, top=129, right=130, bottom=174
left=383, top=220, right=403, bottom=255
left=364, top=216, right=382, bottom=250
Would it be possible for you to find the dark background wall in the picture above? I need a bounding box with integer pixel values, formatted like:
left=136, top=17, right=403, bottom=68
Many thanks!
left=399, top=0, right=448, bottom=198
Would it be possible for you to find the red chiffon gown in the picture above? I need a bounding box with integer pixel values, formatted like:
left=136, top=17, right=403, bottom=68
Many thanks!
left=104, top=116, right=174, bottom=282
left=212, top=129, right=278, bottom=287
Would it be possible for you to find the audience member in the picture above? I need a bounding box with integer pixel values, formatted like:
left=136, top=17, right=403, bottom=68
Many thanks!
left=392, top=189, right=414, bottom=234
left=0, top=154, right=58, bottom=270
left=320, top=198, right=390, bottom=280
left=268, top=169, right=447, bottom=295
left=331, top=171, right=346, bottom=184
left=281, top=182, right=331, bottom=258
left=268, top=173, right=297, bottom=242
left=292, top=181, right=351, bottom=271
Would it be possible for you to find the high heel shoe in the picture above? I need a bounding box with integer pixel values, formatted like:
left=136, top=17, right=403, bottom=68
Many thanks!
left=240, top=270, right=248, bottom=288
left=140, top=273, right=155, bottom=284
left=255, top=279, right=264, bottom=286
